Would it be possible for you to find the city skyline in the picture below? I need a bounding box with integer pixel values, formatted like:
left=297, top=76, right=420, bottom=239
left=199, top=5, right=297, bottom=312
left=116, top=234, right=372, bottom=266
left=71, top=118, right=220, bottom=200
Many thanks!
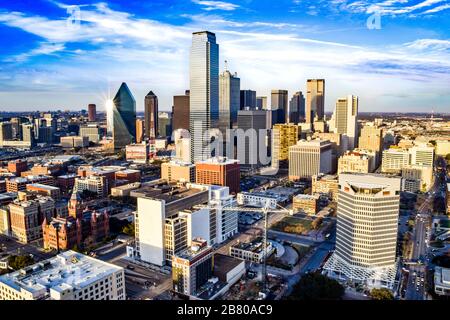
left=0, top=1, right=449, bottom=113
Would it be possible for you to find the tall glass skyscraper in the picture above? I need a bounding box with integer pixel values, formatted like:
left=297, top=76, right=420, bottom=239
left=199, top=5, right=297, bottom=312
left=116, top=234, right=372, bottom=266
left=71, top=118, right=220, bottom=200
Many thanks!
left=190, top=31, right=219, bottom=163
left=219, top=69, right=240, bottom=138
left=112, top=82, right=136, bottom=149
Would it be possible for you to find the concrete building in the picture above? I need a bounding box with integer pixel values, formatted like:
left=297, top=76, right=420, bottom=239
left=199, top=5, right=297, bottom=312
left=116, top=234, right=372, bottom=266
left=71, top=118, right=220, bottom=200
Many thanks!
left=79, top=124, right=100, bottom=143
left=293, top=194, right=319, bottom=215
left=144, top=91, right=158, bottom=139
left=323, top=173, right=401, bottom=289
left=175, top=136, right=191, bottom=163
left=435, top=140, right=450, bottom=157
left=288, top=91, right=305, bottom=123
left=6, top=175, right=54, bottom=193
left=7, top=160, right=28, bottom=176
left=158, top=112, right=172, bottom=137
left=434, top=267, right=450, bottom=296
left=126, top=143, right=149, bottom=164
left=338, top=151, right=372, bottom=174
left=195, top=157, right=240, bottom=194
left=401, top=165, right=433, bottom=193
left=74, top=176, right=107, bottom=198
left=358, top=125, right=383, bottom=154
left=0, top=251, right=125, bottom=300
left=256, top=96, right=267, bottom=110
left=330, top=95, right=358, bottom=151
left=409, top=145, right=434, bottom=167
left=312, top=174, right=339, bottom=201
left=172, top=239, right=213, bottom=297
left=135, top=118, right=144, bottom=143
left=190, top=31, right=219, bottom=163
left=288, top=139, right=332, bottom=180
left=88, top=103, right=96, bottom=122
left=271, top=123, right=300, bottom=169
left=305, top=79, right=325, bottom=124
left=161, top=161, right=195, bottom=183
left=230, top=237, right=274, bottom=263
left=60, top=136, right=89, bottom=148
left=26, top=183, right=61, bottom=200
left=381, top=147, right=410, bottom=174
left=173, top=90, right=190, bottom=131
left=240, top=90, right=257, bottom=110
left=271, top=90, right=288, bottom=122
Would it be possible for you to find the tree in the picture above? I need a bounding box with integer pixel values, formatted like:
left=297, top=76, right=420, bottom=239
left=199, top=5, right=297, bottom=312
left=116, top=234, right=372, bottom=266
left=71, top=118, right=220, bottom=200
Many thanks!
left=288, top=272, right=345, bottom=300
left=446, top=153, right=450, bottom=161
left=8, top=255, right=35, bottom=270
left=122, top=223, right=135, bottom=236
left=370, top=288, right=394, bottom=300
left=311, top=217, right=324, bottom=230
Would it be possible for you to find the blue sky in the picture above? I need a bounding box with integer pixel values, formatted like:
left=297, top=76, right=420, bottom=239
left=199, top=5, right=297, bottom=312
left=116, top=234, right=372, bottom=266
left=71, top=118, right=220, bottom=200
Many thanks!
left=0, top=0, right=449, bottom=113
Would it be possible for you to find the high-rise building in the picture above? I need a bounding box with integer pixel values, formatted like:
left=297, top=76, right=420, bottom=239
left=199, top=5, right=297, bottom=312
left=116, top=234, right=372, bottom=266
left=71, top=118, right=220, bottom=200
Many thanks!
left=409, top=145, right=434, bottom=167
left=219, top=70, right=240, bottom=137
left=381, top=147, right=410, bottom=173
left=337, top=151, right=372, bottom=174
left=288, top=91, right=305, bottom=123
left=256, top=96, right=267, bottom=110
left=0, top=122, right=13, bottom=143
left=135, top=119, right=144, bottom=143
left=10, top=117, right=22, bottom=140
left=271, top=123, right=300, bottom=168
left=288, top=139, right=332, bottom=180
left=0, top=251, right=125, bottom=300
left=173, top=90, right=190, bottom=131
left=236, top=110, right=269, bottom=168
left=21, top=123, right=35, bottom=147
left=158, top=111, right=172, bottom=138
left=358, top=125, right=383, bottom=153
left=312, top=174, right=339, bottom=201
left=331, top=95, right=359, bottom=151
left=323, top=173, right=401, bottom=289
left=175, top=136, right=191, bottom=163
left=402, top=165, right=433, bottom=193
left=240, top=90, right=256, bottom=110
left=144, top=91, right=158, bottom=139
left=190, top=31, right=219, bottom=163
left=88, top=104, right=96, bottom=122
left=271, top=90, right=288, bottom=122
left=161, top=161, right=196, bottom=183
left=306, top=79, right=325, bottom=124
left=172, top=238, right=213, bottom=296
left=79, top=123, right=100, bottom=143
left=111, top=82, right=136, bottom=149
left=195, top=157, right=240, bottom=194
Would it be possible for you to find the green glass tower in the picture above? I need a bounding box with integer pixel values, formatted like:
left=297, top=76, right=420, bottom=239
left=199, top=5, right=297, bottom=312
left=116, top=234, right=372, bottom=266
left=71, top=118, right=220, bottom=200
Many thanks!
left=112, top=82, right=136, bottom=149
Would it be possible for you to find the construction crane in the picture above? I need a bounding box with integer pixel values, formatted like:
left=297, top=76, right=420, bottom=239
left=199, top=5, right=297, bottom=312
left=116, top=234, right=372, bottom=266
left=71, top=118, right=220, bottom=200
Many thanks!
left=198, top=199, right=292, bottom=293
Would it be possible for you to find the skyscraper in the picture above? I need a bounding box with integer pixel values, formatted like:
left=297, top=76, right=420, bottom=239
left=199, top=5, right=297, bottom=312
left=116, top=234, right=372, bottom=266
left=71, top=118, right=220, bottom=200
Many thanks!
left=190, top=31, right=219, bottom=163
left=306, top=79, right=325, bottom=124
left=331, top=95, right=359, bottom=151
left=288, top=139, right=332, bottom=180
left=256, top=96, right=267, bottom=110
left=272, top=123, right=300, bottom=168
left=173, top=90, right=190, bottom=131
left=288, top=91, right=305, bottom=123
left=240, top=90, right=256, bottom=110
left=358, top=125, right=383, bottom=153
left=323, top=173, right=401, bottom=289
left=145, top=91, right=158, bottom=139
left=88, top=104, right=96, bottom=122
left=158, top=111, right=172, bottom=137
left=135, top=118, right=144, bottom=143
left=111, top=82, right=136, bottom=149
left=219, top=70, right=240, bottom=137
left=271, top=90, right=288, bottom=122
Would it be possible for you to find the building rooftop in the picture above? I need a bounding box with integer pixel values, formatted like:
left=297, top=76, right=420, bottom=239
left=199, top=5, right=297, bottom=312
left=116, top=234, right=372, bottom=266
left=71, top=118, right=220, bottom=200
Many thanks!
left=435, top=267, right=450, bottom=288
left=0, top=251, right=123, bottom=299
left=213, top=254, right=244, bottom=275
left=294, top=194, right=319, bottom=200
left=27, top=183, right=59, bottom=191
left=196, top=156, right=239, bottom=165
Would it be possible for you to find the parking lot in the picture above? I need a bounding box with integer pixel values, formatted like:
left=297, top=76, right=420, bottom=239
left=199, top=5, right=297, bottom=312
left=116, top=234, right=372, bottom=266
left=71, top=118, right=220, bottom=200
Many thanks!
left=0, top=235, right=56, bottom=262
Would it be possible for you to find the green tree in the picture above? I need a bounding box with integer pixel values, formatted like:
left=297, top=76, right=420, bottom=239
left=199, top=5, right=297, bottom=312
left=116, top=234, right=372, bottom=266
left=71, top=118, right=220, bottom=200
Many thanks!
left=8, top=255, right=35, bottom=270
left=445, top=153, right=450, bottom=161
left=122, top=223, right=135, bottom=236
left=288, top=272, right=345, bottom=300
left=370, top=288, right=394, bottom=300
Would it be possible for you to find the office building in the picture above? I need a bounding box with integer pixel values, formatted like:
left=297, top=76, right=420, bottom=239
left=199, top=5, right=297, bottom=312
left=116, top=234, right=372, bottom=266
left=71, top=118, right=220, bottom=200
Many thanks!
left=8, top=160, right=28, bottom=176
left=0, top=122, right=13, bottom=142
left=381, top=147, right=410, bottom=174
left=22, top=123, right=35, bottom=147
left=293, top=194, right=319, bottom=215
left=409, top=145, right=434, bottom=167
left=271, top=123, right=300, bottom=168
left=74, top=176, right=107, bottom=198
left=8, top=196, right=55, bottom=243
left=173, top=90, right=190, bottom=131
left=126, top=142, right=149, bottom=164
left=219, top=70, right=240, bottom=136
left=240, top=90, right=256, bottom=110
left=158, top=111, right=172, bottom=138
left=172, top=238, right=213, bottom=296
left=110, top=82, right=136, bottom=149
left=289, top=91, right=305, bottom=123
left=79, top=124, right=100, bottom=143
left=0, top=251, right=125, bottom=300
left=330, top=95, right=359, bottom=151
left=144, top=91, right=158, bottom=139
left=135, top=119, right=144, bottom=143
left=271, top=90, right=288, bottom=122
left=256, top=96, right=267, bottom=110
left=434, top=267, right=450, bottom=296
left=161, top=161, right=196, bottom=183
left=230, top=237, right=274, bottom=263
left=312, top=174, right=339, bottom=201
left=236, top=110, right=268, bottom=169
left=175, top=137, right=191, bottom=163
left=60, top=136, right=89, bottom=148
left=306, top=79, right=325, bottom=124
left=337, top=151, right=372, bottom=174
left=88, top=104, right=96, bottom=122
left=323, top=173, right=402, bottom=289
left=6, top=175, right=54, bottom=193
left=190, top=31, right=219, bottom=163
left=26, top=183, right=61, bottom=200
left=401, top=165, right=433, bottom=193
left=358, top=125, right=382, bottom=153
left=435, top=140, right=450, bottom=156
left=195, top=157, right=240, bottom=194
left=288, top=139, right=332, bottom=180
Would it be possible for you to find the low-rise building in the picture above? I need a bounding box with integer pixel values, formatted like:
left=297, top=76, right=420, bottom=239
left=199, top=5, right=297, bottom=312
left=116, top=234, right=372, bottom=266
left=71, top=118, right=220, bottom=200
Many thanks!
left=0, top=251, right=125, bottom=300
left=229, top=237, right=274, bottom=263
left=293, top=194, right=319, bottom=215
left=434, top=266, right=450, bottom=296
left=312, top=174, right=339, bottom=201
left=161, top=161, right=195, bottom=183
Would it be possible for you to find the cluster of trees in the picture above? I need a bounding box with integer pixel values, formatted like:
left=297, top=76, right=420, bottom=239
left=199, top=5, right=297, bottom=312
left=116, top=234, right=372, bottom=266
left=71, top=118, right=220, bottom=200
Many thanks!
left=283, top=224, right=307, bottom=235
left=287, top=273, right=345, bottom=300
left=7, top=255, right=35, bottom=270
left=370, top=288, right=394, bottom=300
left=122, top=223, right=135, bottom=236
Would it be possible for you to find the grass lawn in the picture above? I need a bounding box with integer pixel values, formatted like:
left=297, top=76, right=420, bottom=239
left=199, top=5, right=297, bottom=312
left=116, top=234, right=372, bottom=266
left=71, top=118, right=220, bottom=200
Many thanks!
left=271, top=216, right=313, bottom=235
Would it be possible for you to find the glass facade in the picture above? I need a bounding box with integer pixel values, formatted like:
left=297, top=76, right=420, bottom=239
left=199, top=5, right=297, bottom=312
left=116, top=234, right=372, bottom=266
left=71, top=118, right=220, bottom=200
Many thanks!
left=112, top=82, right=136, bottom=149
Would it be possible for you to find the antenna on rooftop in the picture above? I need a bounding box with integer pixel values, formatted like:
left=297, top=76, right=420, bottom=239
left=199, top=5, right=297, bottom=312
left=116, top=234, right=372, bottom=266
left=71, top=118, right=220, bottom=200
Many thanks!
left=224, top=60, right=228, bottom=72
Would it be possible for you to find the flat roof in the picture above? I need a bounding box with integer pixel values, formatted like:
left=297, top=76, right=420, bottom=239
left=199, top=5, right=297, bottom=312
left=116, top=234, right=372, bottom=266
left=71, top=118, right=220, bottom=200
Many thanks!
left=213, top=254, right=244, bottom=274
left=0, top=251, right=123, bottom=297
left=27, top=183, right=59, bottom=191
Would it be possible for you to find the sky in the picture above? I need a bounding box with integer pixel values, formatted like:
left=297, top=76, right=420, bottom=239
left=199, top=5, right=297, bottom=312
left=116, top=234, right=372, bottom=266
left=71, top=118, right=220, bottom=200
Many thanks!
left=0, top=0, right=449, bottom=114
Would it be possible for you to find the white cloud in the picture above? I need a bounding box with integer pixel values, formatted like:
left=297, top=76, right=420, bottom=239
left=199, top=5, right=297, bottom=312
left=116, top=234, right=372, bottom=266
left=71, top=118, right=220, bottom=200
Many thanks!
left=191, top=0, right=240, bottom=11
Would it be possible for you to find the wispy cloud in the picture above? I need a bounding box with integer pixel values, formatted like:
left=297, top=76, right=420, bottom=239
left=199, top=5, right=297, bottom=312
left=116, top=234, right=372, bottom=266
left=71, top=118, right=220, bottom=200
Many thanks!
left=191, top=0, right=240, bottom=11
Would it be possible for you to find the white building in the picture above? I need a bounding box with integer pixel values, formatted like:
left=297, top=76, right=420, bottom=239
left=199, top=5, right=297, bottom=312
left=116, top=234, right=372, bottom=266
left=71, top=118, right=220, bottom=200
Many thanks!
left=323, top=173, right=402, bottom=289
left=74, top=175, right=107, bottom=198
left=0, top=251, right=125, bottom=300
left=288, top=139, right=332, bottom=180
left=409, top=145, right=434, bottom=167
left=330, top=95, right=358, bottom=151
left=381, top=148, right=410, bottom=173
left=236, top=192, right=278, bottom=209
